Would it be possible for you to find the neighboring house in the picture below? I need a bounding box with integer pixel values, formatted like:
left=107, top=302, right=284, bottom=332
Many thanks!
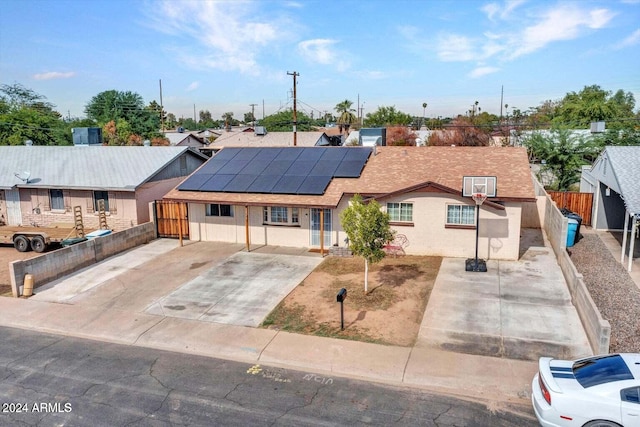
left=0, top=146, right=208, bottom=230
left=164, top=131, right=208, bottom=148
left=580, top=146, right=640, bottom=270
left=209, top=130, right=331, bottom=149
left=164, top=146, right=535, bottom=260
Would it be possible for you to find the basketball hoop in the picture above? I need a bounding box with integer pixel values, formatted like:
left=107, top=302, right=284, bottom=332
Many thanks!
left=472, top=192, right=487, bottom=205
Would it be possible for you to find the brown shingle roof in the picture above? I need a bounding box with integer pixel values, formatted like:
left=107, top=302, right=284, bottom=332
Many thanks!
left=163, top=146, right=535, bottom=207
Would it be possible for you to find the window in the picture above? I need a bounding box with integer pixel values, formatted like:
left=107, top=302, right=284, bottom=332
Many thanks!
left=93, top=191, right=109, bottom=212
left=206, top=204, right=233, bottom=217
left=446, top=204, right=475, bottom=225
left=263, top=207, right=300, bottom=225
left=621, top=387, right=640, bottom=404
left=387, top=203, right=413, bottom=222
left=49, top=189, right=64, bottom=211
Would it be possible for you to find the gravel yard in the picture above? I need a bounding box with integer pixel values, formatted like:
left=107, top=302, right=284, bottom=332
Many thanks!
left=569, top=232, right=640, bottom=353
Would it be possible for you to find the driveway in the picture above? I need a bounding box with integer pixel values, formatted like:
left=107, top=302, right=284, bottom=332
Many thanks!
left=32, top=239, right=323, bottom=327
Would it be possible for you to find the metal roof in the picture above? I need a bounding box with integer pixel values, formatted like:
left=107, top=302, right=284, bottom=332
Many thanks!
left=0, top=146, right=199, bottom=191
left=603, top=146, right=640, bottom=215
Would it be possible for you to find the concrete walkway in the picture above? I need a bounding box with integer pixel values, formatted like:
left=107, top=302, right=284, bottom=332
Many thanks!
left=0, top=232, right=593, bottom=409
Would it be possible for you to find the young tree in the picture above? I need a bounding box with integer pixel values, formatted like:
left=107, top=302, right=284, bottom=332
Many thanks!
left=340, top=195, right=395, bottom=294
left=386, top=126, right=417, bottom=146
left=522, top=128, right=593, bottom=190
left=364, top=105, right=413, bottom=127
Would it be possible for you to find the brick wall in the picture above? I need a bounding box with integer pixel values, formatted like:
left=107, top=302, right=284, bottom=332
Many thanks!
left=9, top=222, right=157, bottom=297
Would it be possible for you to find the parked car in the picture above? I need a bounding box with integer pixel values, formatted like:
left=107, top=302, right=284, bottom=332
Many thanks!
left=532, top=353, right=640, bottom=427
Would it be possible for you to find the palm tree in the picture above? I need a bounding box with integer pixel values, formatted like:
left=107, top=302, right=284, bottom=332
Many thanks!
left=335, top=99, right=357, bottom=134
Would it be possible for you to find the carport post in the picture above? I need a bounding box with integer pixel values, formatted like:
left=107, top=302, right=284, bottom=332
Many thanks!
left=320, top=208, right=324, bottom=256
left=245, top=205, right=250, bottom=252
left=621, top=210, right=629, bottom=263
left=177, top=203, right=184, bottom=247
left=629, top=214, right=637, bottom=272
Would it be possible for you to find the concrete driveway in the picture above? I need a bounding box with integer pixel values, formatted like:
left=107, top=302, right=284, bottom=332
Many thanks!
left=32, top=240, right=322, bottom=327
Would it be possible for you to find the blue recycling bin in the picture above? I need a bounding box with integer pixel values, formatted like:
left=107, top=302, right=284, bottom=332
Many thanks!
left=566, top=218, right=579, bottom=247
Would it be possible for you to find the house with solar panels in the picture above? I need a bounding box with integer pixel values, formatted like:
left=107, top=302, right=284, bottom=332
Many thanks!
left=163, top=145, right=536, bottom=260
left=0, top=146, right=208, bottom=231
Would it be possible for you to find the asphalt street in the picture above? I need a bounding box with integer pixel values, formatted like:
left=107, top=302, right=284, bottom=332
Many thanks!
left=0, top=326, right=537, bottom=426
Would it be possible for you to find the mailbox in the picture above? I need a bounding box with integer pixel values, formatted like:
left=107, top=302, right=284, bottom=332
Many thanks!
left=336, top=288, right=347, bottom=302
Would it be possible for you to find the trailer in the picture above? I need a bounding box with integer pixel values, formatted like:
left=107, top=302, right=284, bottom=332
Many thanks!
left=0, top=206, right=100, bottom=253
left=0, top=225, right=82, bottom=252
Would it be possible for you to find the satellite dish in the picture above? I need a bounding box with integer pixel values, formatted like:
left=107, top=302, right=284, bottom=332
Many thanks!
left=14, top=171, right=31, bottom=183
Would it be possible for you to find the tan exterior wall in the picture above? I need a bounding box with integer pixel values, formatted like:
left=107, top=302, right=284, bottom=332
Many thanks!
left=188, top=192, right=523, bottom=260
left=136, top=177, right=186, bottom=224
left=16, top=188, right=139, bottom=231
left=0, top=190, right=6, bottom=225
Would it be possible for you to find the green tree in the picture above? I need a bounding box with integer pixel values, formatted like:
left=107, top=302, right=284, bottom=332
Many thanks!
left=85, top=90, right=160, bottom=139
left=340, top=195, right=395, bottom=294
left=363, top=106, right=413, bottom=127
left=0, top=83, right=67, bottom=145
left=335, top=99, right=357, bottom=134
left=259, top=109, right=315, bottom=132
left=522, top=128, right=594, bottom=190
left=244, top=111, right=256, bottom=125
left=553, top=85, right=636, bottom=128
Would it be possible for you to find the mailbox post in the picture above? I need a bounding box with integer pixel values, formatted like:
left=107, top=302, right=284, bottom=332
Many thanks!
left=336, top=288, right=347, bottom=330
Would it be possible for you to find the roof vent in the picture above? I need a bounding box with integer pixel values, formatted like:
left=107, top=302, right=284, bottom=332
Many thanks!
left=25, top=139, right=33, bottom=146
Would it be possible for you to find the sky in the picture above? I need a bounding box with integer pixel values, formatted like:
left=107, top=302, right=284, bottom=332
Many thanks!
left=1, top=0, right=639, bottom=123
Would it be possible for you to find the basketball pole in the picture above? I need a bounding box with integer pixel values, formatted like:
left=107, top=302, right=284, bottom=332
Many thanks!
left=474, top=202, right=480, bottom=270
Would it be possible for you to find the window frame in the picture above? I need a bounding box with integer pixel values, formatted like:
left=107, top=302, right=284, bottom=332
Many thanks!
left=205, top=204, right=233, bottom=217
left=263, top=206, right=300, bottom=226
left=387, top=202, right=413, bottom=223
left=445, top=203, right=476, bottom=227
left=93, top=191, right=110, bottom=213
left=49, top=189, right=65, bottom=211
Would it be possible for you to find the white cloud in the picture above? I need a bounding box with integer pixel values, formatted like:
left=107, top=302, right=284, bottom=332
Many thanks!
left=186, top=81, right=200, bottom=91
left=482, top=0, right=525, bottom=21
left=146, top=0, right=292, bottom=75
left=510, top=5, right=615, bottom=58
left=33, top=71, right=75, bottom=80
left=469, top=66, right=500, bottom=78
left=298, top=39, right=338, bottom=65
left=436, top=34, right=478, bottom=61
left=616, top=28, right=640, bottom=49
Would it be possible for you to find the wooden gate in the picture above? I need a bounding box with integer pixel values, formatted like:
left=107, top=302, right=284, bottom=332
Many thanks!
left=548, top=191, right=593, bottom=226
left=155, top=201, right=189, bottom=239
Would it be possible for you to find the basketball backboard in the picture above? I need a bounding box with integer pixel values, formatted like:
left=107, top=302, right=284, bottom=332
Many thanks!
left=462, top=176, right=497, bottom=197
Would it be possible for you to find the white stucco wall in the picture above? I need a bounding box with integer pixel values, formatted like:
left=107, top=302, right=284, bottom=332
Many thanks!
left=188, top=192, right=523, bottom=260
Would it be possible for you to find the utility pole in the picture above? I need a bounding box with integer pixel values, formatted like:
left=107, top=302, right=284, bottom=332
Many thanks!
left=249, top=103, right=257, bottom=127
left=287, top=71, right=299, bottom=146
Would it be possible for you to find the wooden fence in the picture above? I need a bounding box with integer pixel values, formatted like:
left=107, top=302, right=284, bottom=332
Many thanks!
left=547, top=191, right=593, bottom=226
left=154, top=201, right=189, bottom=239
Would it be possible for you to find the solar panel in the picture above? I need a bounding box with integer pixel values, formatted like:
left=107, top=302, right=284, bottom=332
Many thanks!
left=198, top=158, right=228, bottom=174
left=179, top=147, right=371, bottom=196
left=309, top=160, right=339, bottom=176
left=177, top=174, right=213, bottom=191
left=297, top=148, right=324, bottom=161
left=212, top=149, right=240, bottom=161
left=239, top=158, right=269, bottom=175
left=343, top=147, right=372, bottom=161
left=218, top=159, right=251, bottom=175
left=284, top=160, right=315, bottom=176
left=222, top=174, right=259, bottom=192
left=263, top=159, right=294, bottom=175
left=319, top=148, right=348, bottom=162
left=297, top=175, right=332, bottom=195
left=246, top=175, right=279, bottom=193
left=275, top=149, right=302, bottom=161
left=233, top=147, right=261, bottom=161
left=334, top=160, right=366, bottom=177
left=271, top=175, right=305, bottom=194
left=199, top=174, right=235, bottom=191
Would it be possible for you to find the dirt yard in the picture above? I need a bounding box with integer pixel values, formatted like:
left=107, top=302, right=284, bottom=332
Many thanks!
left=0, top=245, right=43, bottom=296
left=262, top=255, right=442, bottom=347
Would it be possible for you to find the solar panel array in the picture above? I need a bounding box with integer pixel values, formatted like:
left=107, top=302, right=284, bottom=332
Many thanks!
left=178, top=147, right=372, bottom=195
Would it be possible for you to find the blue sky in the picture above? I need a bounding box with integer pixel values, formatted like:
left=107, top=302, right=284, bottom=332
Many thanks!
left=1, top=0, right=639, bottom=122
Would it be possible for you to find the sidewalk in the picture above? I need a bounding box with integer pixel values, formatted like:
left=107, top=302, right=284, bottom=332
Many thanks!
left=0, top=233, right=591, bottom=409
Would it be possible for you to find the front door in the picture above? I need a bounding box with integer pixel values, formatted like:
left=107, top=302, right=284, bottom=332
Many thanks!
left=310, top=208, right=332, bottom=247
left=5, top=189, right=22, bottom=225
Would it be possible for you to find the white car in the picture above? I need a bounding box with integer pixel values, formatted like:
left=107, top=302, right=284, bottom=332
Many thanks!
left=532, top=353, right=640, bottom=427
